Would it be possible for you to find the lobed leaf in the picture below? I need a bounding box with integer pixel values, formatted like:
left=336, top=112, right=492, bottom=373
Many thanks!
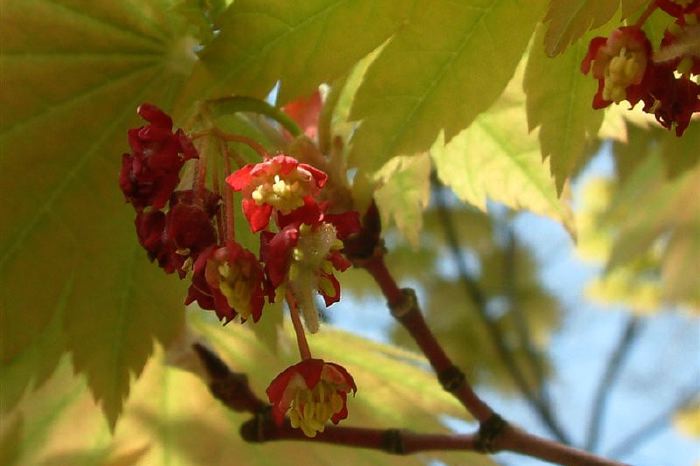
left=374, top=153, right=431, bottom=247
left=1, top=314, right=496, bottom=466
left=433, top=61, right=575, bottom=233
left=348, top=0, right=546, bottom=176
left=0, top=0, right=194, bottom=428
left=175, top=0, right=408, bottom=113
left=542, top=0, right=619, bottom=56
left=525, top=25, right=608, bottom=194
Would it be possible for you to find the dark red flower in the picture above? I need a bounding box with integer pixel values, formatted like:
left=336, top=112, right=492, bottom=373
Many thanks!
left=581, top=27, right=653, bottom=109
left=656, top=0, right=700, bottom=18
left=185, top=241, right=266, bottom=323
left=225, top=155, right=327, bottom=232
left=134, top=190, right=219, bottom=277
left=643, top=66, right=700, bottom=135
left=266, top=358, right=356, bottom=437
left=120, top=104, right=198, bottom=210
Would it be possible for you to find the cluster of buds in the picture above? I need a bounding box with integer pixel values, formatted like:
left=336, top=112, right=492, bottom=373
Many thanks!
left=120, top=101, right=360, bottom=437
left=119, top=104, right=266, bottom=323
left=581, top=1, right=700, bottom=135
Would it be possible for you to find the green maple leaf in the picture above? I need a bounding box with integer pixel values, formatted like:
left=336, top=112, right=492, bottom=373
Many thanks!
left=374, top=153, right=431, bottom=247
left=175, top=0, right=408, bottom=113
left=526, top=25, right=608, bottom=194
left=1, top=314, right=497, bottom=466
left=432, top=61, right=574, bottom=232
left=0, top=0, right=195, bottom=428
left=542, top=0, right=619, bottom=56
left=347, top=0, right=546, bottom=176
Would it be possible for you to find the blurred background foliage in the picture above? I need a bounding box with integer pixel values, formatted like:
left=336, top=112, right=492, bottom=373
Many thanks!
left=1, top=0, right=699, bottom=465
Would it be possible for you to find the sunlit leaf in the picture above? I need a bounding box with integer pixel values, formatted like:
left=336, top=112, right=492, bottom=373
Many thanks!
left=1, top=314, right=496, bottom=466
left=348, top=0, right=546, bottom=176
left=374, top=153, right=431, bottom=247
left=542, top=0, right=618, bottom=56
left=432, top=62, right=575, bottom=233
left=0, top=0, right=195, bottom=428
left=175, top=0, right=407, bottom=112
left=526, top=25, right=607, bottom=193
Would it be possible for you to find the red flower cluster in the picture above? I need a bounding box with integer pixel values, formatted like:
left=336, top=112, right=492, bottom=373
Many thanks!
left=120, top=104, right=199, bottom=210
left=581, top=5, right=700, bottom=136
left=227, top=155, right=360, bottom=332
left=120, top=105, right=266, bottom=323
left=121, top=104, right=361, bottom=438
left=266, top=358, right=356, bottom=437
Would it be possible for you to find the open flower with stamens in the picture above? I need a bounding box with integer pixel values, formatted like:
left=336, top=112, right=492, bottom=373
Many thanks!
left=261, top=203, right=360, bottom=332
left=185, top=241, right=266, bottom=323
left=266, top=359, right=356, bottom=438
left=225, top=155, right=328, bottom=232
left=581, top=26, right=653, bottom=108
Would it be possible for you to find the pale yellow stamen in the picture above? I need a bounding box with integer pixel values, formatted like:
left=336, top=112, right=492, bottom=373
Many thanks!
left=287, top=380, right=346, bottom=438
left=217, top=261, right=254, bottom=319
left=603, top=46, right=646, bottom=103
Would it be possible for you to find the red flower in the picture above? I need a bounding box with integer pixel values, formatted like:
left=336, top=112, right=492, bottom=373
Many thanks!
left=225, top=155, right=328, bottom=232
left=656, top=0, right=700, bottom=18
left=134, top=190, right=219, bottom=277
left=185, top=241, right=266, bottom=323
left=260, top=207, right=360, bottom=332
left=660, top=12, right=700, bottom=76
left=266, top=359, right=356, bottom=437
left=282, top=90, right=323, bottom=140
left=643, top=66, right=700, bottom=136
left=581, top=27, right=652, bottom=109
left=119, top=104, right=198, bottom=210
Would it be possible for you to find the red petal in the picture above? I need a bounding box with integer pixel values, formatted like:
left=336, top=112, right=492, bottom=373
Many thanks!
left=242, top=198, right=273, bottom=232
left=325, top=211, right=361, bottom=239
left=299, top=162, right=328, bottom=188
left=137, top=103, right=173, bottom=129
left=318, top=271, right=341, bottom=306
left=226, top=164, right=255, bottom=191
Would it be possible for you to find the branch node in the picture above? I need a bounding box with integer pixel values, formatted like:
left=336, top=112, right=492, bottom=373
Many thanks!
left=389, top=288, right=418, bottom=318
left=240, top=408, right=272, bottom=443
left=437, top=365, right=466, bottom=393
left=475, top=413, right=508, bottom=453
left=382, top=429, right=407, bottom=455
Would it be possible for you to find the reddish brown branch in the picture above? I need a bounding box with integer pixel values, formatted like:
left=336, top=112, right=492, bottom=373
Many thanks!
left=343, top=201, right=627, bottom=466
left=193, top=336, right=627, bottom=465
left=192, top=342, right=267, bottom=414
left=241, top=414, right=479, bottom=454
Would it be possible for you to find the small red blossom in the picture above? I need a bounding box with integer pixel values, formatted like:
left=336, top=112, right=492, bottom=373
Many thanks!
left=134, top=190, right=219, bottom=277
left=119, top=104, right=198, bottom=210
left=656, top=0, right=700, bottom=18
left=260, top=206, right=359, bottom=332
left=226, top=155, right=328, bottom=232
left=643, top=66, right=700, bottom=135
left=185, top=241, right=266, bottom=323
left=582, top=27, right=653, bottom=109
left=282, top=90, right=323, bottom=140
left=266, top=358, right=356, bottom=437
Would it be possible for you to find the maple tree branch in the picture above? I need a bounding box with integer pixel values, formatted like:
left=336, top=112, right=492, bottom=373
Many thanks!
left=241, top=414, right=480, bottom=454
left=585, top=316, right=643, bottom=452
left=431, top=181, right=571, bottom=444
left=193, top=336, right=628, bottom=465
